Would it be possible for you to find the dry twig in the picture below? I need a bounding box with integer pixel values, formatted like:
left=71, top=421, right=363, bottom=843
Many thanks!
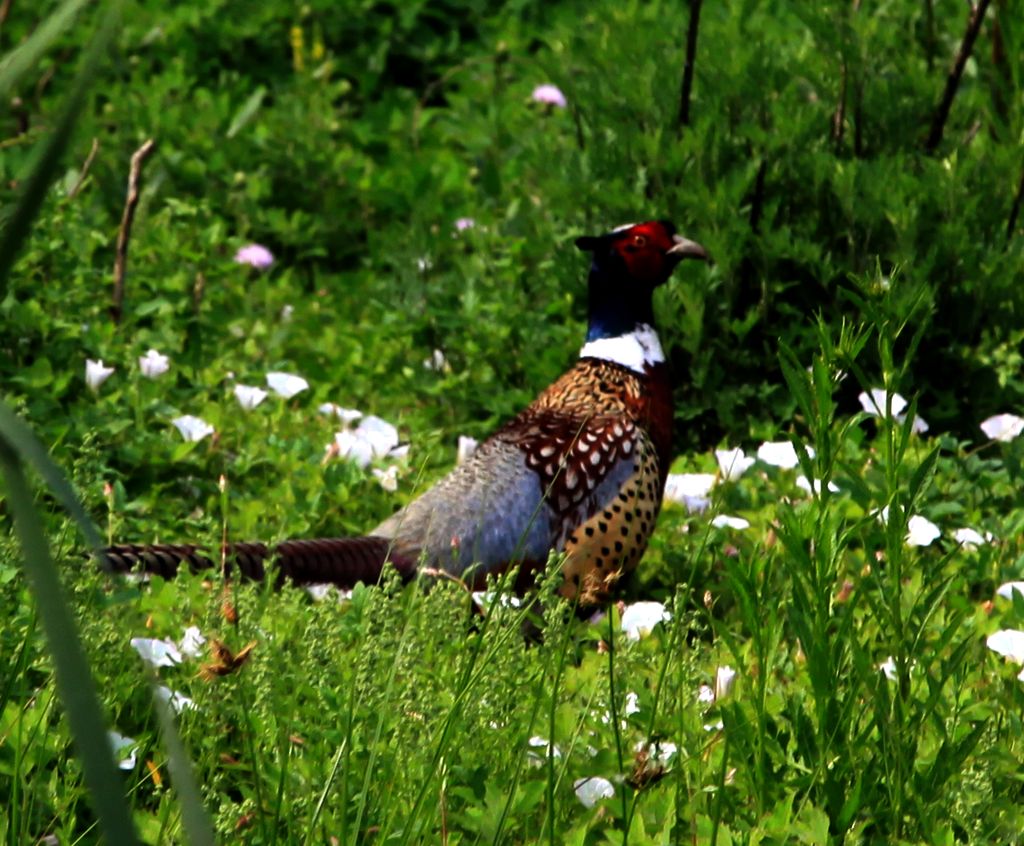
left=111, top=138, right=155, bottom=324
left=68, top=137, right=99, bottom=199
left=925, top=0, right=992, bottom=152
left=677, top=0, right=704, bottom=130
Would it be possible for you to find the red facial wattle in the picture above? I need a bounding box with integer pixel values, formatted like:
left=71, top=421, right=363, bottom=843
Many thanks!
left=612, top=222, right=679, bottom=284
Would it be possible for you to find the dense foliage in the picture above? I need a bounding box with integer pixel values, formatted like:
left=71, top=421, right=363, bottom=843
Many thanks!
left=2, top=0, right=1024, bottom=843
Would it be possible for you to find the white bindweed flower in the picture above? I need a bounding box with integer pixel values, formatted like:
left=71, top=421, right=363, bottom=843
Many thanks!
left=332, top=430, right=374, bottom=468
left=620, top=601, right=671, bottom=640
left=155, top=685, right=196, bottom=714
left=139, top=349, right=170, bottom=379
left=715, top=448, right=754, bottom=481
left=171, top=415, right=214, bottom=443
left=879, top=657, right=898, bottom=681
left=280, top=304, right=294, bottom=321
left=796, top=475, right=840, bottom=495
left=756, top=441, right=813, bottom=469
left=457, top=435, right=478, bottom=464
left=372, top=465, right=399, bottom=492
left=423, top=349, right=450, bottom=372
left=527, top=736, right=561, bottom=765
left=906, top=515, right=941, bottom=547
left=130, top=637, right=182, bottom=668
left=319, top=403, right=363, bottom=425
left=986, top=629, right=1024, bottom=664
left=980, top=414, right=1024, bottom=443
left=471, top=590, right=522, bottom=611
left=624, top=691, right=641, bottom=716
left=664, top=474, right=716, bottom=512
left=997, top=582, right=1024, bottom=600
left=305, top=584, right=354, bottom=603
left=266, top=371, right=309, bottom=399
left=858, top=388, right=908, bottom=418
left=531, top=83, right=568, bottom=108
left=907, top=415, right=930, bottom=434
left=179, top=626, right=206, bottom=659
left=711, top=515, right=750, bottom=530
left=108, top=731, right=137, bottom=770
left=954, top=527, right=992, bottom=550
left=454, top=217, right=476, bottom=232
left=85, top=359, right=115, bottom=391
left=697, top=684, right=715, bottom=704
left=355, top=415, right=399, bottom=458
left=574, top=776, right=615, bottom=808
left=714, top=665, right=737, bottom=699
left=233, top=384, right=268, bottom=410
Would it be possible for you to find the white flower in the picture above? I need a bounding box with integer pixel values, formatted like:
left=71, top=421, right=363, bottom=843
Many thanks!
left=457, top=435, right=478, bottom=464
left=980, top=414, right=1024, bottom=443
left=711, top=515, right=750, bottom=530
left=527, top=736, right=561, bottom=765
left=756, top=441, right=813, bottom=469
left=703, top=720, right=725, bottom=732
left=795, top=476, right=840, bottom=495
left=234, top=243, right=274, bottom=269
left=715, top=448, right=754, bottom=481
left=233, top=384, right=268, bottom=410
left=372, top=465, right=399, bottom=492
left=332, top=430, right=374, bottom=468
left=130, top=636, right=182, bottom=668
left=179, top=626, right=206, bottom=659
left=574, top=776, right=615, bottom=808
left=714, top=665, right=737, bottom=699
left=531, top=83, right=568, bottom=108
left=266, top=371, right=308, bottom=399
left=85, top=359, right=115, bottom=391
left=858, top=388, right=908, bottom=418
left=879, top=656, right=898, bottom=681
left=423, top=349, right=449, bottom=372
left=906, top=515, right=941, bottom=547
left=280, top=304, right=294, bottom=321
left=319, top=403, right=363, bottom=425
left=171, top=415, right=214, bottom=443
left=986, top=629, right=1024, bottom=663
left=416, top=256, right=432, bottom=273
left=471, top=590, right=522, bottom=611
left=997, top=582, right=1024, bottom=600
left=454, top=217, right=476, bottom=232
left=697, top=684, right=715, bottom=704
left=355, top=415, right=399, bottom=458
left=954, top=527, right=992, bottom=550
left=620, top=601, right=671, bottom=640
left=108, top=731, right=137, bottom=770
left=305, top=584, right=354, bottom=603
left=138, top=349, right=170, bottom=379
left=664, top=473, right=716, bottom=512
left=155, top=685, right=196, bottom=714
left=907, top=415, right=929, bottom=434
left=388, top=444, right=410, bottom=460
left=624, top=691, right=641, bottom=716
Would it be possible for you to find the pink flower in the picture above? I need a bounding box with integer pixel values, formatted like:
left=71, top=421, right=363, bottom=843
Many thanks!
left=234, top=243, right=274, bottom=270
left=531, top=84, right=567, bottom=108
left=454, top=217, right=476, bottom=232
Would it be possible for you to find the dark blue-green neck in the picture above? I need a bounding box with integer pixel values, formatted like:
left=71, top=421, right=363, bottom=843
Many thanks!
left=585, top=262, right=656, bottom=342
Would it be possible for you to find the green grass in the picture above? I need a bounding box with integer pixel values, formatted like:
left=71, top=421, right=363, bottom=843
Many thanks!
left=3, top=0, right=1024, bottom=843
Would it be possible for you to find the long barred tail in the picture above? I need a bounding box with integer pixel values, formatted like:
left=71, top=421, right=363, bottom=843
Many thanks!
left=99, top=536, right=417, bottom=587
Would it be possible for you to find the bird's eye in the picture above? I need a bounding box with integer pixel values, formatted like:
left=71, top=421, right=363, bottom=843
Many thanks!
left=633, top=234, right=647, bottom=247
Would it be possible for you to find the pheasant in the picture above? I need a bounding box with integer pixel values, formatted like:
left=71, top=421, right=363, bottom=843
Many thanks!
left=101, top=221, right=707, bottom=606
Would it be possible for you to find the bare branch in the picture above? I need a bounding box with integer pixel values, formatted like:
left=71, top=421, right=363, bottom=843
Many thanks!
left=68, top=137, right=99, bottom=199
left=924, top=0, right=992, bottom=152
left=677, top=0, right=704, bottom=130
left=111, top=138, right=155, bottom=324
left=0, top=0, right=13, bottom=29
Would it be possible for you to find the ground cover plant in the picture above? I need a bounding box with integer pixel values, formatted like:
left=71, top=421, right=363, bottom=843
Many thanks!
left=2, top=0, right=1024, bottom=843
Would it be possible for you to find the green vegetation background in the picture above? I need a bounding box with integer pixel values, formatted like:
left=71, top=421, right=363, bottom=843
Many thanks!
left=2, top=0, right=1024, bottom=843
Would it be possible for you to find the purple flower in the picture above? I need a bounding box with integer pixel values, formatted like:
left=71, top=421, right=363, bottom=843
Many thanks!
left=234, top=243, right=274, bottom=270
left=531, top=84, right=567, bottom=108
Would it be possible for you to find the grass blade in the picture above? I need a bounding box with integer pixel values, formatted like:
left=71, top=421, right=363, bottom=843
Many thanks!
left=0, top=0, right=91, bottom=101
left=0, top=441, right=140, bottom=844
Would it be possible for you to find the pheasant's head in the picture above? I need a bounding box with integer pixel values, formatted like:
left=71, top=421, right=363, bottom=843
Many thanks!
left=576, top=220, right=707, bottom=288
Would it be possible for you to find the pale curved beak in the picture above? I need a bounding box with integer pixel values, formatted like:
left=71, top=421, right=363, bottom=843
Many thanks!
left=667, top=234, right=709, bottom=261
